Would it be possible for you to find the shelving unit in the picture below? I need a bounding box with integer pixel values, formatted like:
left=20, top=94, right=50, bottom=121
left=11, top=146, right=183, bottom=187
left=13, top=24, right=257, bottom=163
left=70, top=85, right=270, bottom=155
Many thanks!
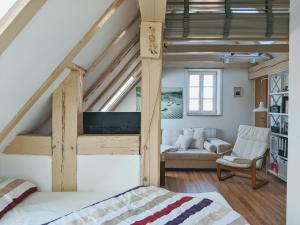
left=267, top=71, right=288, bottom=182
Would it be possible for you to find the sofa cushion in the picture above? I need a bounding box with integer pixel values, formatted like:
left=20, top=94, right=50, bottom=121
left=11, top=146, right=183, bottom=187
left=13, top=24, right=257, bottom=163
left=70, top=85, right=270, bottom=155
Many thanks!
left=190, top=128, right=207, bottom=149
left=183, top=128, right=194, bottom=137
left=174, top=135, right=193, bottom=150
left=164, top=149, right=218, bottom=161
left=162, top=129, right=182, bottom=146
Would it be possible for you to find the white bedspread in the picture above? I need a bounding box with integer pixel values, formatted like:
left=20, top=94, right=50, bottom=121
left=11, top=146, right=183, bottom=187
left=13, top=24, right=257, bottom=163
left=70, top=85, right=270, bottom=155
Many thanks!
left=0, top=190, right=231, bottom=225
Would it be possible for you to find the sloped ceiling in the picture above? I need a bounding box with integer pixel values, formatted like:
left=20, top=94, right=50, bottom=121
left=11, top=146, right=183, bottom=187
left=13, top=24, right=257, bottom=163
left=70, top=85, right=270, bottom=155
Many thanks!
left=0, top=0, right=140, bottom=151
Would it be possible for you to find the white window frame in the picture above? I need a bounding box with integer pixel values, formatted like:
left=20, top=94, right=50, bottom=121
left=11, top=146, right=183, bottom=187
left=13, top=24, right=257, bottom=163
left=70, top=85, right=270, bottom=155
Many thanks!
left=186, top=69, right=222, bottom=116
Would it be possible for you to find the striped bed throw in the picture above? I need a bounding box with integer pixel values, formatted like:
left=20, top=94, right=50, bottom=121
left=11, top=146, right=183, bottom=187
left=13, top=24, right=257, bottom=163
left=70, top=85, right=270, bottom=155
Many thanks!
left=45, top=186, right=249, bottom=225
left=0, top=178, right=37, bottom=218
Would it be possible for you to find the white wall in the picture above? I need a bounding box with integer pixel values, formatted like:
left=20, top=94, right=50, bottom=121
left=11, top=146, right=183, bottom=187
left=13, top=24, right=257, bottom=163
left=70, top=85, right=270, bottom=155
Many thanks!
left=0, top=153, right=140, bottom=192
left=287, top=1, right=300, bottom=224
left=116, top=66, right=254, bottom=143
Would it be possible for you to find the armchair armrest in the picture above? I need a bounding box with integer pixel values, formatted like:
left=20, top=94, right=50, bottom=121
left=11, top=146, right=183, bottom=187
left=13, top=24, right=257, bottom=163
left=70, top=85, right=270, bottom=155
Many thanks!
left=216, top=149, right=233, bottom=158
left=251, top=149, right=269, bottom=168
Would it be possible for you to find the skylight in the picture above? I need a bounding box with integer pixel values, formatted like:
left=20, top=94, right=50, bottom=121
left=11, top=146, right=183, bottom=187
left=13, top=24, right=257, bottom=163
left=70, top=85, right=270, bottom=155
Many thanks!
left=101, top=76, right=136, bottom=112
left=0, top=0, right=18, bottom=20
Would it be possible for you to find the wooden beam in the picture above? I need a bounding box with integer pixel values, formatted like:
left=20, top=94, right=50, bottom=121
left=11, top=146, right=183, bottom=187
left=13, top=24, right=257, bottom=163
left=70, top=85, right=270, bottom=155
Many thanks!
left=139, top=21, right=164, bottom=187
left=138, top=0, right=167, bottom=22
left=165, top=44, right=289, bottom=53
left=77, top=135, right=140, bottom=155
left=164, top=36, right=289, bottom=42
left=84, top=35, right=139, bottom=101
left=249, top=54, right=289, bottom=79
left=88, top=51, right=141, bottom=111
left=0, top=0, right=47, bottom=56
left=87, top=14, right=140, bottom=73
left=67, top=63, right=87, bottom=75
left=0, top=0, right=123, bottom=144
left=3, top=135, right=51, bottom=155
left=52, top=71, right=83, bottom=192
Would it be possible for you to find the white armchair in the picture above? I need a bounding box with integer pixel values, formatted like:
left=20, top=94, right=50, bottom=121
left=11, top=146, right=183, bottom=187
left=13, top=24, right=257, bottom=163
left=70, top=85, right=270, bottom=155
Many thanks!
left=216, top=125, right=271, bottom=189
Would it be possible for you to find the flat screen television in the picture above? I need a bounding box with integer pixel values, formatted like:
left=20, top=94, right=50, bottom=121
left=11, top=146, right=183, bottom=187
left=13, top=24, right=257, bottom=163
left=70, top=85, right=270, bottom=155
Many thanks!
left=83, top=112, right=140, bottom=134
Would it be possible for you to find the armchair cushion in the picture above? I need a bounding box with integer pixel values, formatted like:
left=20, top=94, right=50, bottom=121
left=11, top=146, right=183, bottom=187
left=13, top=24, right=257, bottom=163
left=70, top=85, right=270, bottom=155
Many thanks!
left=216, top=158, right=252, bottom=168
left=232, top=125, right=270, bottom=168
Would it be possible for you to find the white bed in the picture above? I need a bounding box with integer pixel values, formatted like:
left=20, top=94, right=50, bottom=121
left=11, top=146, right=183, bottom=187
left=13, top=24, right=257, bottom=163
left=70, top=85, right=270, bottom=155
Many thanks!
left=1, top=190, right=231, bottom=225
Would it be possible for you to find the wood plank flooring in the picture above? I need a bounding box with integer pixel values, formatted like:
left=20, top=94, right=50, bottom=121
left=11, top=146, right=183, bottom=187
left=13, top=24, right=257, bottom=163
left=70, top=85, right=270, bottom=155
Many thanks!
left=164, top=170, right=286, bottom=225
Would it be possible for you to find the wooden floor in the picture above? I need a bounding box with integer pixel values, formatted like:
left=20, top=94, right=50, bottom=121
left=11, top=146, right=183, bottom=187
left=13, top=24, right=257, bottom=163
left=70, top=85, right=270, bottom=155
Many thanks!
left=164, top=170, right=286, bottom=225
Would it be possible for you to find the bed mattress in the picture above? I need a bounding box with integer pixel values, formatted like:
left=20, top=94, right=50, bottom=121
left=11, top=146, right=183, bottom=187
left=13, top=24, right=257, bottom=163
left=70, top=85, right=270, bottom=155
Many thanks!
left=1, top=189, right=232, bottom=225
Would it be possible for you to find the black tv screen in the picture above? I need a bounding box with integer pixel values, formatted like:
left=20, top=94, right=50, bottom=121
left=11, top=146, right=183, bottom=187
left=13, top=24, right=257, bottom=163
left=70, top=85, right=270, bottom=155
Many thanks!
left=83, top=112, right=141, bottom=134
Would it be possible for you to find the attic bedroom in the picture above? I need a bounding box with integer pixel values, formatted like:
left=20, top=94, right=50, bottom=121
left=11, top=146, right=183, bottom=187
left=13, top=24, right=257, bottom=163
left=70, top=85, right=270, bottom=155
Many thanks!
left=0, top=0, right=299, bottom=225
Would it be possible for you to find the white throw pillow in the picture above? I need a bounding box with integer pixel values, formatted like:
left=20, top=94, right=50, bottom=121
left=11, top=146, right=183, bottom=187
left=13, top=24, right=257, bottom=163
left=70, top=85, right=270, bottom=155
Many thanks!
left=175, top=135, right=193, bottom=150
left=162, top=129, right=182, bottom=146
left=183, top=128, right=194, bottom=137
left=190, top=128, right=207, bottom=149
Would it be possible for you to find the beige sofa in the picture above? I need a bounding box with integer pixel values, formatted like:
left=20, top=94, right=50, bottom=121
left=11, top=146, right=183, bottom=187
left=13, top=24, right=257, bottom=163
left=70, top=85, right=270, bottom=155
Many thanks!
left=161, top=128, right=232, bottom=169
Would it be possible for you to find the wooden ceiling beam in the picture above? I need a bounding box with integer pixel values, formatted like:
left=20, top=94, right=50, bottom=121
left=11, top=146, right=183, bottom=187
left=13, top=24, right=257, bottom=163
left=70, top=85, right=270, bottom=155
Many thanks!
left=0, top=0, right=124, bottom=143
left=87, top=14, right=140, bottom=73
left=0, top=0, right=47, bottom=56
left=87, top=51, right=141, bottom=111
left=249, top=53, right=288, bottom=79
left=164, top=36, right=289, bottom=42
left=165, top=44, right=289, bottom=53
left=84, top=35, right=139, bottom=100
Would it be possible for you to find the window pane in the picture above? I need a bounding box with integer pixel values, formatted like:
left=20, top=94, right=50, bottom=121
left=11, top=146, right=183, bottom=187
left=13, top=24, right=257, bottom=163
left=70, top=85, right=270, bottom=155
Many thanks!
left=189, top=75, right=199, bottom=86
left=189, top=87, right=199, bottom=98
left=203, top=75, right=214, bottom=86
left=203, top=87, right=213, bottom=98
left=189, top=99, right=199, bottom=111
left=203, top=99, right=213, bottom=111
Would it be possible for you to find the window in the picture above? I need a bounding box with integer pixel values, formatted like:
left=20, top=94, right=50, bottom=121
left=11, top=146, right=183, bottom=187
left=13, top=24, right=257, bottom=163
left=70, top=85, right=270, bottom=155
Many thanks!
left=101, top=76, right=137, bottom=112
left=187, top=69, right=222, bottom=115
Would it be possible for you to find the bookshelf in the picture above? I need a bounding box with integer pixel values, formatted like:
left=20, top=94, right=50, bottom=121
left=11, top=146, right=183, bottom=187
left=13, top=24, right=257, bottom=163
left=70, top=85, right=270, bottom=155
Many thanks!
left=267, top=70, right=288, bottom=182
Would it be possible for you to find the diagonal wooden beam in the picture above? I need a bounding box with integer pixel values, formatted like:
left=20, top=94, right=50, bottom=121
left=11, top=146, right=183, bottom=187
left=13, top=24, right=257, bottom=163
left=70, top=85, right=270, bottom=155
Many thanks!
left=0, top=0, right=47, bottom=56
left=87, top=52, right=141, bottom=111
left=87, top=14, right=140, bottom=73
left=0, top=0, right=124, bottom=143
left=84, top=35, right=139, bottom=100
left=99, top=66, right=142, bottom=112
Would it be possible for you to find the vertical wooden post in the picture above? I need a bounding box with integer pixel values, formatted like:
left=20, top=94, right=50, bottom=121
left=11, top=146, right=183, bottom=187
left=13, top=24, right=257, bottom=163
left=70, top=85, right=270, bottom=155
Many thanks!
left=140, top=22, right=163, bottom=186
left=52, top=71, right=83, bottom=192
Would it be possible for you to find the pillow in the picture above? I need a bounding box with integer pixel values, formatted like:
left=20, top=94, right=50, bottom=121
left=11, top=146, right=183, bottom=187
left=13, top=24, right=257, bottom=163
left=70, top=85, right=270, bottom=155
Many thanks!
left=183, top=128, right=194, bottom=137
left=162, top=129, right=182, bottom=146
left=190, top=128, right=207, bottom=149
left=0, top=178, right=37, bottom=218
left=175, top=135, right=193, bottom=150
